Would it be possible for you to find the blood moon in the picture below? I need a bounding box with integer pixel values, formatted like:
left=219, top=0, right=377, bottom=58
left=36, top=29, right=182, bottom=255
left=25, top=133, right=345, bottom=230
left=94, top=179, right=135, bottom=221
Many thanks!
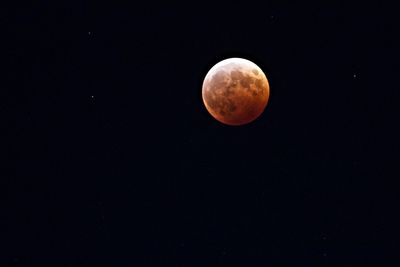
left=202, top=58, right=270, bottom=126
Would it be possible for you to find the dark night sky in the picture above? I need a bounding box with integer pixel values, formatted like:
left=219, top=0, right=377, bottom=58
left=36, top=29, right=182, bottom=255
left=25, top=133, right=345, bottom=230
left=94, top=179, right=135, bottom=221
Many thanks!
left=3, top=1, right=400, bottom=266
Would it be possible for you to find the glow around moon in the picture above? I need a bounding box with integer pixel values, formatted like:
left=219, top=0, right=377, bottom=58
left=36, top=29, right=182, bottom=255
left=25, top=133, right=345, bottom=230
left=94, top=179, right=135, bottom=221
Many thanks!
left=202, top=58, right=270, bottom=126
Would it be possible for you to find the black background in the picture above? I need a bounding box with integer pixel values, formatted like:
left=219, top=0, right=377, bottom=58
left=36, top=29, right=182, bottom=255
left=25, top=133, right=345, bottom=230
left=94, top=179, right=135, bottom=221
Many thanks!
left=3, top=1, right=400, bottom=266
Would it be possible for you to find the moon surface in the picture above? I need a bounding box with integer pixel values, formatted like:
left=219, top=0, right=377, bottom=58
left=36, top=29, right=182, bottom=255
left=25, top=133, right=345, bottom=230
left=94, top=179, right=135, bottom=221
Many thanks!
left=202, top=58, right=270, bottom=126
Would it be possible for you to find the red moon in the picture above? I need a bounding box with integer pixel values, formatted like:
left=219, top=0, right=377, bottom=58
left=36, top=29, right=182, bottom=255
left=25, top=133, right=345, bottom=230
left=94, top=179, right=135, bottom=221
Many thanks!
left=202, top=58, right=270, bottom=126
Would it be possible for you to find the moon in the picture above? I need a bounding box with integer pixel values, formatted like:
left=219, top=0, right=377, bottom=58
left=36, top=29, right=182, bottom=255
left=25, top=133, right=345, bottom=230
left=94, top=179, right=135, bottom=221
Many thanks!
left=202, top=58, right=270, bottom=126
